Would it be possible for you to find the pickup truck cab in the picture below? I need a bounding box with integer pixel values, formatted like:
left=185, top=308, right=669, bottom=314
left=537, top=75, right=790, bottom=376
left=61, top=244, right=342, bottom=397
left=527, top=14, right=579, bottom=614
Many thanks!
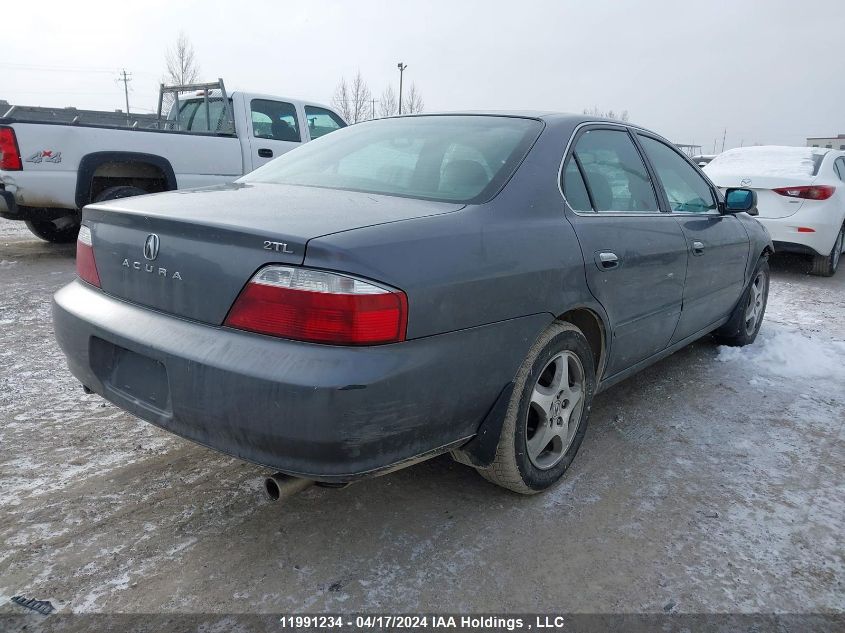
left=0, top=82, right=346, bottom=242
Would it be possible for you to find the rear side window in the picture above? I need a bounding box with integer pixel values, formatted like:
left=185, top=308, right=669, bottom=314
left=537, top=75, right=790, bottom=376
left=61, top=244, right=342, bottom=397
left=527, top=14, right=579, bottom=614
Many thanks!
left=638, top=135, right=717, bottom=213
left=562, top=159, right=592, bottom=211
left=304, top=106, right=346, bottom=139
left=251, top=99, right=300, bottom=142
left=572, top=129, right=659, bottom=212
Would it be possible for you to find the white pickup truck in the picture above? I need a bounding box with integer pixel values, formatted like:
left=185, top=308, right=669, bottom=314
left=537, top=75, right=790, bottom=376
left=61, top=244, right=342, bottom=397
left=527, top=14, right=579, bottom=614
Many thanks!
left=0, top=80, right=346, bottom=242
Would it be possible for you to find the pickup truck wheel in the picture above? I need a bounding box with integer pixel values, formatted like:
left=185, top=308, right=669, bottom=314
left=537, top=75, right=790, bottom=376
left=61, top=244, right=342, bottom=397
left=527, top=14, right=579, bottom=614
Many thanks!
left=810, top=223, right=844, bottom=277
left=714, top=256, right=769, bottom=347
left=94, top=186, right=149, bottom=203
left=25, top=215, right=81, bottom=244
left=478, top=322, right=596, bottom=494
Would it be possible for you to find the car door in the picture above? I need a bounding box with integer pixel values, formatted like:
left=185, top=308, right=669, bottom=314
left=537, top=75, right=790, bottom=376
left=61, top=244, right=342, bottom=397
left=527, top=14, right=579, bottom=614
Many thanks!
left=636, top=133, right=750, bottom=342
left=562, top=126, right=688, bottom=377
left=247, top=98, right=303, bottom=171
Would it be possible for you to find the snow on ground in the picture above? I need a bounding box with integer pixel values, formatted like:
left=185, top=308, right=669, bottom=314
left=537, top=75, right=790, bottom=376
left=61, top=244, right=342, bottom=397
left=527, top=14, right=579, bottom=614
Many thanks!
left=0, top=225, right=843, bottom=616
left=718, top=327, right=845, bottom=382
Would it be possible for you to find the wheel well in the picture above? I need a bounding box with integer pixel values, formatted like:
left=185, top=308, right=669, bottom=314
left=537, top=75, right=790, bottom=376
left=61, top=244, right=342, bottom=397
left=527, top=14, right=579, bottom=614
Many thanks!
left=557, top=308, right=605, bottom=377
left=90, top=161, right=169, bottom=201
left=76, top=152, right=177, bottom=208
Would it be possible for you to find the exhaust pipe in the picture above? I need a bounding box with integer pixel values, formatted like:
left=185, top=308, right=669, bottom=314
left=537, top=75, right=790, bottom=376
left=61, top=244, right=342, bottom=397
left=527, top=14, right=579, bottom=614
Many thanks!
left=264, top=473, right=314, bottom=502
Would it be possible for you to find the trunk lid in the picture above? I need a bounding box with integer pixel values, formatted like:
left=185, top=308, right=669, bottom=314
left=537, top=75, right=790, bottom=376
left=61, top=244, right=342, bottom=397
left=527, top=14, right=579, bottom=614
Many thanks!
left=86, top=182, right=463, bottom=324
left=709, top=175, right=812, bottom=219
left=704, top=146, right=826, bottom=219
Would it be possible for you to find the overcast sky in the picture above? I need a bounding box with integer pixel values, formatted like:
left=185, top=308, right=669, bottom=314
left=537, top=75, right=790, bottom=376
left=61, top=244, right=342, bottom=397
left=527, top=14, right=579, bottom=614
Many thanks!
left=2, top=0, right=843, bottom=151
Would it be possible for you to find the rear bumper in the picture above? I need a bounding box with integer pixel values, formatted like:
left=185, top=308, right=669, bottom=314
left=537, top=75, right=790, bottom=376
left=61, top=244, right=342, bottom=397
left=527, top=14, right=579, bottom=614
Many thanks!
left=53, top=280, right=549, bottom=481
left=757, top=208, right=844, bottom=257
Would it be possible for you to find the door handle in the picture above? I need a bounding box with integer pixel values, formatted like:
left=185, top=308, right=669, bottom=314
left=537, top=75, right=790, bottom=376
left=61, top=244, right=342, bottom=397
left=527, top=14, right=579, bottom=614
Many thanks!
left=596, top=251, right=620, bottom=270
left=258, top=148, right=273, bottom=158
left=692, top=241, right=705, bottom=255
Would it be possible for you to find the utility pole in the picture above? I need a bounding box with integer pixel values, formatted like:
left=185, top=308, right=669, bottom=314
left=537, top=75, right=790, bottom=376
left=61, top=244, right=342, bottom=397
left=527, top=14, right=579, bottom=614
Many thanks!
left=721, top=128, right=727, bottom=153
left=371, top=98, right=376, bottom=120
left=397, top=62, right=407, bottom=115
left=117, top=69, right=132, bottom=124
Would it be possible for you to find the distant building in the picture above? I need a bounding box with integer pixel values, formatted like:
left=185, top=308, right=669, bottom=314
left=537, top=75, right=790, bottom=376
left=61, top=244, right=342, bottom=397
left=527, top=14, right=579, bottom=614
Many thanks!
left=807, top=134, right=845, bottom=150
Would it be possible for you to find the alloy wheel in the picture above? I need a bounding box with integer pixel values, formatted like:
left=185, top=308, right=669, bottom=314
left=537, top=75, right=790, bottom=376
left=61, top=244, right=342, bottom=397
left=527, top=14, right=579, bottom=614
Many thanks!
left=744, top=271, right=767, bottom=335
left=832, top=226, right=844, bottom=272
left=525, top=351, right=586, bottom=470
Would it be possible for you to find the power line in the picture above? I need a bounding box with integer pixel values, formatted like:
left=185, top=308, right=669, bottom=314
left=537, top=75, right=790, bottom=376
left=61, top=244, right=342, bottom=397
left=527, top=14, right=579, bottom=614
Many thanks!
left=0, top=62, right=118, bottom=74
left=0, top=61, right=160, bottom=77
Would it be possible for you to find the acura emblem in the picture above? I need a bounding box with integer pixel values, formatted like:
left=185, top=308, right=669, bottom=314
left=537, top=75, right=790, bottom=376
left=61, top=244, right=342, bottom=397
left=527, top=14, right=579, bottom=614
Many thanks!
left=143, top=234, right=160, bottom=261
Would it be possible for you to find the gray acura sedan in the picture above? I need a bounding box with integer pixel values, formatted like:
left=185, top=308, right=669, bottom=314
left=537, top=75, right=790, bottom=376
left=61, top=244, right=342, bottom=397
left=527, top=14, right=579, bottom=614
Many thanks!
left=54, top=113, right=772, bottom=495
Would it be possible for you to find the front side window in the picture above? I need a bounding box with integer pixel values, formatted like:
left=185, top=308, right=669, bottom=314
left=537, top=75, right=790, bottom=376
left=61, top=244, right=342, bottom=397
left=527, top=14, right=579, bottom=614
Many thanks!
left=572, top=129, right=659, bottom=212
left=251, top=99, right=300, bottom=142
left=638, top=135, right=717, bottom=213
left=304, top=106, right=346, bottom=140
left=241, top=115, right=543, bottom=204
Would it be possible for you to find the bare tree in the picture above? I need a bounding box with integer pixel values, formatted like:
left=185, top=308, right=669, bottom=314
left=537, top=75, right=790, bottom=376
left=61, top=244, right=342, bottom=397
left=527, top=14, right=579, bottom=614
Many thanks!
left=349, top=71, right=372, bottom=123
left=332, top=71, right=373, bottom=124
left=162, top=32, right=201, bottom=109
left=583, top=106, right=629, bottom=122
left=402, top=83, right=424, bottom=114
left=379, top=85, right=398, bottom=117
left=332, top=78, right=353, bottom=122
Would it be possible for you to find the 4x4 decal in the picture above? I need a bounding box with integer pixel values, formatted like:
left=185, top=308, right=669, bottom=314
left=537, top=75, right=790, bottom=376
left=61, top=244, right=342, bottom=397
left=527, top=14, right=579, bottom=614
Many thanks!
left=26, top=150, right=62, bottom=164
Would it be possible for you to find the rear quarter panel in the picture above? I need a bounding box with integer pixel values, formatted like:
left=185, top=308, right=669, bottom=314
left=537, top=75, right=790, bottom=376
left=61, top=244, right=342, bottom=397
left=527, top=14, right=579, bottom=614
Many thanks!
left=304, top=119, right=600, bottom=342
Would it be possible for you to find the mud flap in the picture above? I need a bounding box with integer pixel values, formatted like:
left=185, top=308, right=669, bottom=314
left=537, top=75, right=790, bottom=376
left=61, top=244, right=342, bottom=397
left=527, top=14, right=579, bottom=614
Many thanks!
left=451, top=382, right=514, bottom=468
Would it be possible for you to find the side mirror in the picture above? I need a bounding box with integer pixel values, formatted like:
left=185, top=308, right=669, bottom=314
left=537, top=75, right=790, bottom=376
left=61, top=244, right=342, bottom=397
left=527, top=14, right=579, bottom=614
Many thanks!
left=724, top=188, right=758, bottom=216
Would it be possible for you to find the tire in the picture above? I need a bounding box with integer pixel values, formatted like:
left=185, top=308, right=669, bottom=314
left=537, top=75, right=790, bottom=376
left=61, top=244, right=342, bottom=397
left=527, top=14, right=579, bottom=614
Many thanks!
left=93, top=186, right=149, bottom=203
left=810, top=223, right=844, bottom=277
left=477, top=322, right=596, bottom=494
left=25, top=214, right=81, bottom=244
left=713, top=256, right=770, bottom=347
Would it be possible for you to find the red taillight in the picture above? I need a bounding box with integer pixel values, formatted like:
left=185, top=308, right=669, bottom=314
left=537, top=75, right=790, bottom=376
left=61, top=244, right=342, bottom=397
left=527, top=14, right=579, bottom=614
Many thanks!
left=0, top=126, right=22, bottom=171
left=224, top=266, right=408, bottom=345
left=76, top=225, right=101, bottom=287
left=773, top=185, right=835, bottom=200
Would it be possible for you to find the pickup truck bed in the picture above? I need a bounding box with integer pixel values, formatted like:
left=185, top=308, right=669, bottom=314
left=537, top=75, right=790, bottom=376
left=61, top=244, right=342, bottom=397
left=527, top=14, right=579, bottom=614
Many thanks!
left=0, top=88, right=345, bottom=242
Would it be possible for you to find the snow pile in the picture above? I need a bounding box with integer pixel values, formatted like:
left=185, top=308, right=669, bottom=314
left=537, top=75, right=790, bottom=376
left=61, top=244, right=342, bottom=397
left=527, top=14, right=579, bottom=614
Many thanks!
left=704, top=145, right=827, bottom=181
left=717, top=326, right=845, bottom=382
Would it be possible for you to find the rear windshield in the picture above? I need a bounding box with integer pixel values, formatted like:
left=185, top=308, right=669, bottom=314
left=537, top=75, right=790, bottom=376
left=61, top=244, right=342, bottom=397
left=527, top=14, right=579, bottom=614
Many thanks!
left=168, top=97, right=234, bottom=134
left=240, top=115, right=543, bottom=203
left=705, top=146, right=828, bottom=179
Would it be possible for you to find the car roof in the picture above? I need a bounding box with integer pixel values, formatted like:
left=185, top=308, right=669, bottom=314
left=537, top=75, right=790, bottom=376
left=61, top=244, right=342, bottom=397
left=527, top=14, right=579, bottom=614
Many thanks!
left=393, top=111, right=622, bottom=125
left=184, top=90, right=335, bottom=112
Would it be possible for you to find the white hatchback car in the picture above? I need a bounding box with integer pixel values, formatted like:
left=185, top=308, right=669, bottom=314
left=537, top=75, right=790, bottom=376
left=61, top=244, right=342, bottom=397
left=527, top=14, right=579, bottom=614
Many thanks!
left=705, top=146, right=845, bottom=276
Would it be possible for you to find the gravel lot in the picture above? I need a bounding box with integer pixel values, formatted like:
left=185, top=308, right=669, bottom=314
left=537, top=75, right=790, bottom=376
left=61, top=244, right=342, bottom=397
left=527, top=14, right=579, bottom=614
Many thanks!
left=1, top=217, right=843, bottom=617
